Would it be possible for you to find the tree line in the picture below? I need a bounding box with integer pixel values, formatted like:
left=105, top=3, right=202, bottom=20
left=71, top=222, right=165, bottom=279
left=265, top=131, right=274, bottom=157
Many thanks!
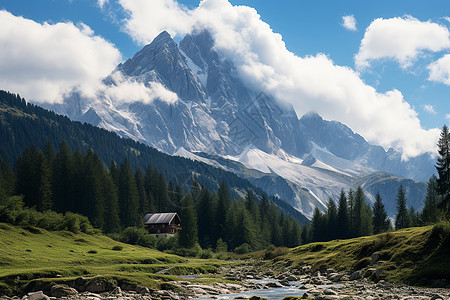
left=308, top=124, right=450, bottom=243
left=0, top=142, right=302, bottom=252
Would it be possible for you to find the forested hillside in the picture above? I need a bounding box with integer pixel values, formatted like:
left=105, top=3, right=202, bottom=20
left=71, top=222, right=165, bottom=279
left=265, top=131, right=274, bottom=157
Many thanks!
left=0, top=90, right=308, bottom=224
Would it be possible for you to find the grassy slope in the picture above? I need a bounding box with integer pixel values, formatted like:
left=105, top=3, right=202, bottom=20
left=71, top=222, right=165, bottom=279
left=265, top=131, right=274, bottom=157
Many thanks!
left=0, top=223, right=225, bottom=295
left=268, top=223, right=450, bottom=287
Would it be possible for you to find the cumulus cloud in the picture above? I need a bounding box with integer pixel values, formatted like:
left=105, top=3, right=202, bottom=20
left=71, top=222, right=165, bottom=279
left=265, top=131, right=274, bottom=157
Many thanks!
left=105, top=72, right=178, bottom=104
left=428, top=54, right=450, bottom=85
left=342, top=15, right=357, bottom=31
left=424, top=104, right=437, bottom=115
left=98, top=0, right=109, bottom=9
left=355, top=16, right=450, bottom=69
left=0, top=10, right=121, bottom=103
left=118, top=0, right=440, bottom=158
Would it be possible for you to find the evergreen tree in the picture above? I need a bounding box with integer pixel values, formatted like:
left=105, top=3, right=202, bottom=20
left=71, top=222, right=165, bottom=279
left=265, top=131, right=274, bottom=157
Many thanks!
left=395, top=185, right=410, bottom=229
left=118, top=159, right=140, bottom=228
left=336, top=190, right=348, bottom=239
left=178, top=192, right=198, bottom=248
left=52, top=143, right=74, bottom=212
left=326, top=198, right=338, bottom=240
left=421, top=175, right=440, bottom=224
left=135, top=169, right=148, bottom=215
left=372, top=192, right=390, bottom=234
left=408, top=207, right=420, bottom=227
left=0, top=159, right=14, bottom=196
left=436, top=125, right=450, bottom=217
left=102, top=171, right=120, bottom=233
left=216, top=181, right=230, bottom=239
left=311, top=207, right=325, bottom=242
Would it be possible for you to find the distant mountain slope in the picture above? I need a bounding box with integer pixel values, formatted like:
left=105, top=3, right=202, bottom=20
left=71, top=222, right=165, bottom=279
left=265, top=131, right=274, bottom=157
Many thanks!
left=43, top=30, right=433, bottom=217
left=0, top=90, right=309, bottom=224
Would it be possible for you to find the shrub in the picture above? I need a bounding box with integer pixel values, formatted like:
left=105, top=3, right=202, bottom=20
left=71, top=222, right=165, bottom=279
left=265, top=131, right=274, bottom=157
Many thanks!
left=37, top=210, right=64, bottom=231
left=234, top=243, right=251, bottom=254
left=63, top=212, right=81, bottom=233
left=156, top=236, right=177, bottom=251
left=112, top=245, right=123, bottom=251
left=200, top=248, right=213, bottom=259
left=87, top=250, right=98, bottom=254
left=0, top=195, right=24, bottom=223
left=264, top=247, right=289, bottom=260
left=175, top=244, right=202, bottom=257
left=215, top=238, right=228, bottom=253
left=120, top=227, right=157, bottom=248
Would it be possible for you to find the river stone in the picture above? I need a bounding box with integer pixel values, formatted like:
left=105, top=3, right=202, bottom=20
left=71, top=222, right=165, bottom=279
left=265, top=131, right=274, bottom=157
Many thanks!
left=349, top=270, right=362, bottom=280
left=327, top=273, right=342, bottom=282
left=50, top=284, right=77, bottom=297
left=25, top=291, right=49, bottom=300
left=371, top=252, right=381, bottom=265
left=285, top=274, right=297, bottom=281
left=265, top=281, right=283, bottom=288
left=322, top=288, right=338, bottom=295
left=431, top=294, right=445, bottom=300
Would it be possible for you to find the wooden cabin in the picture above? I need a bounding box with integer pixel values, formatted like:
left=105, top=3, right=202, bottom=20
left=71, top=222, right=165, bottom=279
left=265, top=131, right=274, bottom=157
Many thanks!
left=143, top=212, right=182, bottom=238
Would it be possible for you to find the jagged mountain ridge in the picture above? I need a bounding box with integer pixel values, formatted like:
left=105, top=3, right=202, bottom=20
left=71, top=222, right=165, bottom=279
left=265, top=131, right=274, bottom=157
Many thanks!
left=46, top=30, right=433, bottom=218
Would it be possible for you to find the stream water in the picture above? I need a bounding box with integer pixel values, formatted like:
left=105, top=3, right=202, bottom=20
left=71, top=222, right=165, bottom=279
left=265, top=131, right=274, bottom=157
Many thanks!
left=199, top=279, right=343, bottom=300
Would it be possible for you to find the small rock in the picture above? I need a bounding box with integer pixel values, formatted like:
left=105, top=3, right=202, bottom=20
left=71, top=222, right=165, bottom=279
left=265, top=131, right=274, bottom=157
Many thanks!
left=25, top=249, right=32, bottom=252
left=375, top=268, right=383, bottom=279
left=265, top=281, right=283, bottom=288
left=285, top=274, right=297, bottom=281
left=322, top=288, right=338, bottom=295
left=50, top=284, right=77, bottom=298
left=349, top=270, right=362, bottom=280
left=371, top=252, right=381, bottom=265
left=431, top=294, right=445, bottom=300
left=327, top=273, right=342, bottom=282
left=25, top=291, right=49, bottom=300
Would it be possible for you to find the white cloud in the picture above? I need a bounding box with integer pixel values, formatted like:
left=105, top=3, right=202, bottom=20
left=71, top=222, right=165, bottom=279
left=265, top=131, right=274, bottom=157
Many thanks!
left=98, top=0, right=109, bottom=9
left=428, top=53, right=450, bottom=85
left=0, top=10, right=122, bottom=103
left=105, top=72, right=178, bottom=104
left=118, top=0, right=440, bottom=158
left=446, top=114, right=450, bottom=120
left=444, top=16, right=450, bottom=23
left=342, top=15, right=357, bottom=31
left=424, top=104, right=437, bottom=114
left=355, top=16, right=450, bottom=69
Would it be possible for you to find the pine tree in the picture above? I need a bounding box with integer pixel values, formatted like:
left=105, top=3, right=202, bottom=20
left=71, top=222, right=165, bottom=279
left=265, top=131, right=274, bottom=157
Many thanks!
left=216, top=181, right=230, bottom=240
left=135, top=169, right=148, bottom=215
left=102, top=171, right=120, bottom=233
left=178, top=192, right=198, bottom=248
left=421, top=175, right=440, bottom=224
left=372, top=192, right=390, bottom=234
left=436, top=125, right=450, bottom=217
left=326, top=198, right=338, bottom=240
left=395, top=185, right=410, bottom=230
left=118, top=159, right=140, bottom=228
left=337, top=190, right=348, bottom=239
left=311, top=207, right=325, bottom=242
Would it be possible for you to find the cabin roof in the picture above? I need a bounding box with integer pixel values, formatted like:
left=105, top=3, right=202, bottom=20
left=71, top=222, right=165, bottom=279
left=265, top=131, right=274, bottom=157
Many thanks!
left=143, top=212, right=179, bottom=225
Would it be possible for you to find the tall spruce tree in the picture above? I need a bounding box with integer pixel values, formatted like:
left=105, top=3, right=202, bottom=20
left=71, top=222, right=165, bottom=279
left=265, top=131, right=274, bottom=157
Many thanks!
left=326, top=198, right=338, bottom=240
left=337, top=190, right=349, bottom=238
left=372, top=192, right=390, bottom=234
left=178, top=192, right=198, bottom=248
left=395, top=185, right=410, bottom=229
left=421, top=175, right=440, bottom=224
left=436, top=125, right=450, bottom=217
left=118, top=159, right=140, bottom=228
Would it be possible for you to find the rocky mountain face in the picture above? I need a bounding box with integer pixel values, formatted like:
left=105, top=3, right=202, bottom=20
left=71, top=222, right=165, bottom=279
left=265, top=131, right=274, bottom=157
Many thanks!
left=47, top=30, right=433, bottom=218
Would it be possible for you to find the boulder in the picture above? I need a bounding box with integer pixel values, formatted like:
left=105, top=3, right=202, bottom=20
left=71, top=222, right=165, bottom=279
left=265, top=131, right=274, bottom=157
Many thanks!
left=265, top=281, right=283, bottom=288
left=349, top=270, right=362, bottom=280
left=25, top=291, right=49, bottom=300
left=327, top=273, right=342, bottom=282
left=50, top=284, right=77, bottom=298
left=371, top=252, right=380, bottom=265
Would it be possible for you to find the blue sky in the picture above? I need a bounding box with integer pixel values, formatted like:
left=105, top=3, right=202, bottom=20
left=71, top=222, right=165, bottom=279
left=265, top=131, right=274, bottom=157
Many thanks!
left=0, top=0, right=449, bottom=157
